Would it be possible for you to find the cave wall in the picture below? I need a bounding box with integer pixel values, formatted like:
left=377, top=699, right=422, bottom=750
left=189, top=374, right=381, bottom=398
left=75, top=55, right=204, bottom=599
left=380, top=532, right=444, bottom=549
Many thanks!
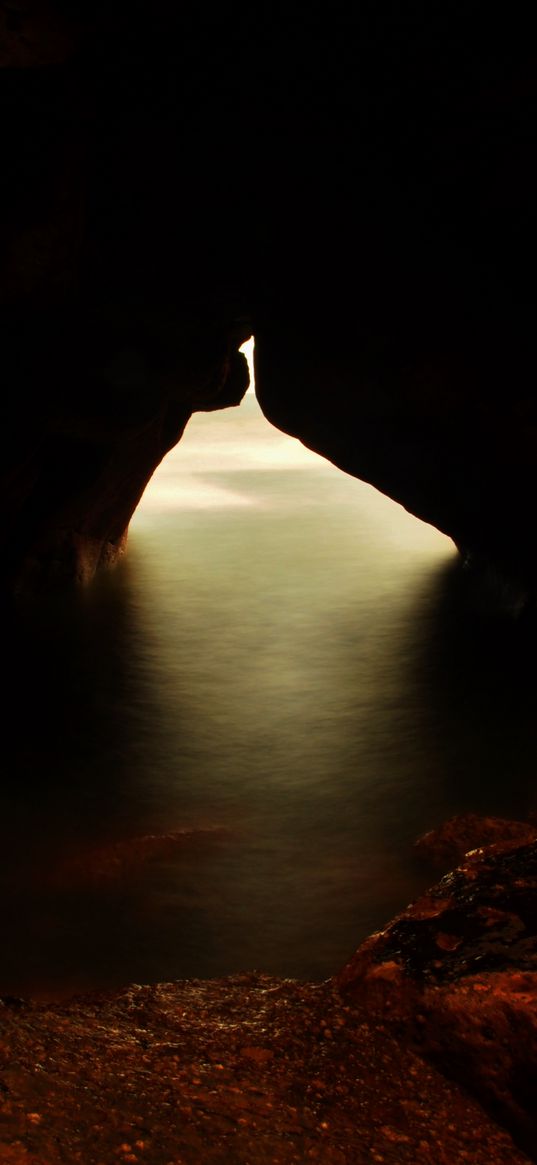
left=1, top=7, right=536, bottom=593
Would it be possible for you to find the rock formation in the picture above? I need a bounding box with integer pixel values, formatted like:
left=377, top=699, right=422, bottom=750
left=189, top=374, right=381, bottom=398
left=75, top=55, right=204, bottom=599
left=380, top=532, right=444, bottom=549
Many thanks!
left=1, top=835, right=536, bottom=1163
left=2, top=15, right=536, bottom=1160
left=414, top=813, right=537, bottom=871
left=337, top=838, right=537, bottom=1158
left=1, top=8, right=536, bottom=595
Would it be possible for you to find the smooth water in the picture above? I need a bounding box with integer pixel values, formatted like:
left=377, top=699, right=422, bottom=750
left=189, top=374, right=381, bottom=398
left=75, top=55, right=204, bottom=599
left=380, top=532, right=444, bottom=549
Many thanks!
left=2, top=395, right=537, bottom=998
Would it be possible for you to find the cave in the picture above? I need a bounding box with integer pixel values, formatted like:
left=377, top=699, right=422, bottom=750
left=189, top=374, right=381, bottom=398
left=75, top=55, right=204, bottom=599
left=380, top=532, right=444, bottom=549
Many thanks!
left=1, top=8, right=537, bottom=1164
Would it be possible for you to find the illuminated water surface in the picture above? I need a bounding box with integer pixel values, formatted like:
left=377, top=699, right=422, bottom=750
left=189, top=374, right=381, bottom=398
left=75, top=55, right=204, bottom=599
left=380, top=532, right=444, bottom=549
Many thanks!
left=2, top=387, right=536, bottom=997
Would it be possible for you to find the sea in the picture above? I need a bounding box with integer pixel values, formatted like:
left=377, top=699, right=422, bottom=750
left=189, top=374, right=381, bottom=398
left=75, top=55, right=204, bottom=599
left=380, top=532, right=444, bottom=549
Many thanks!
left=2, top=392, right=536, bottom=998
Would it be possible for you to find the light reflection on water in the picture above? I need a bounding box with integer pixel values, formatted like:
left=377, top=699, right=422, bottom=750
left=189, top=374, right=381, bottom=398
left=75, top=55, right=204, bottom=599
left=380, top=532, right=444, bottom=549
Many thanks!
left=2, top=395, right=536, bottom=998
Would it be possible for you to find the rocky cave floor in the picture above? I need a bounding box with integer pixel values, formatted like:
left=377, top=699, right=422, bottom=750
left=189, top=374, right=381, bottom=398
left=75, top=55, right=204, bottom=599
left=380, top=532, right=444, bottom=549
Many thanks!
left=1, top=815, right=536, bottom=1165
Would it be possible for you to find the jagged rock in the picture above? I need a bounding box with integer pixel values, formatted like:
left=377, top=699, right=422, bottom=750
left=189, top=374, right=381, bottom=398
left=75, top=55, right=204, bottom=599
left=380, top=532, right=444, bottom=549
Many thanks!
left=336, top=840, right=537, bottom=1158
left=414, top=813, right=537, bottom=871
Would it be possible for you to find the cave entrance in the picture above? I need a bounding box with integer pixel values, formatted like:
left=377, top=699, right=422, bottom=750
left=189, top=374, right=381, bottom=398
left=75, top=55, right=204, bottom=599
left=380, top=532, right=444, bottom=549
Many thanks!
left=132, top=334, right=346, bottom=518
left=1, top=335, right=466, bottom=997
left=116, top=368, right=457, bottom=990
left=131, top=333, right=450, bottom=556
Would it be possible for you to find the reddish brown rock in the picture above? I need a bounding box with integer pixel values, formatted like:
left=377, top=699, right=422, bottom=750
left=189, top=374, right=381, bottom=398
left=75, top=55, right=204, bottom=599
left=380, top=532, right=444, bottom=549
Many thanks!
left=336, top=841, right=537, bottom=1158
left=0, top=975, right=528, bottom=1165
left=414, top=813, right=537, bottom=871
left=47, top=827, right=232, bottom=889
left=1, top=836, right=537, bottom=1161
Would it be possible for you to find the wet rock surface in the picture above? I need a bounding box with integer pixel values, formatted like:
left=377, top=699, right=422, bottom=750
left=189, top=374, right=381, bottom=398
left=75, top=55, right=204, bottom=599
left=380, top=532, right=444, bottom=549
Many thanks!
left=1, top=835, right=537, bottom=1161
left=0, top=974, right=529, bottom=1165
left=337, top=841, right=537, bottom=1157
left=414, top=813, right=537, bottom=871
left=338, top=841, right=537, bottom=988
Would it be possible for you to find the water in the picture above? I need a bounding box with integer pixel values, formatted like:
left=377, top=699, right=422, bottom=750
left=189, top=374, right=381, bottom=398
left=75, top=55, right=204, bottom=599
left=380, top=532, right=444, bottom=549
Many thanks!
left=2, top=394, right=537, bottom=998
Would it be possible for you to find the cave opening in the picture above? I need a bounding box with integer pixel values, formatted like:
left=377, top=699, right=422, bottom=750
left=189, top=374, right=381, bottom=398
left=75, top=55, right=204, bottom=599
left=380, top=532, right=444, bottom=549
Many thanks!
left=4, top=330, right=537, bottom=1003
left=239, top=335, right=256, bottom=393
left=2, top=13, right=535, bottom=1155
left=5, top=333, right=537, bottom=1002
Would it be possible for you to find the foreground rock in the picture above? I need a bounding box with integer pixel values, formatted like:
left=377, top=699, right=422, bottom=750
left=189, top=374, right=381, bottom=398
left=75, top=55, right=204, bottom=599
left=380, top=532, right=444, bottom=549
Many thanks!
left=414, top=812, right=537, bottom=870
left=0, top=974, right=528, bottom=1165
left=2, top=836, right=536, bottom=1163
left=337, top=840, right=537, bottom=1158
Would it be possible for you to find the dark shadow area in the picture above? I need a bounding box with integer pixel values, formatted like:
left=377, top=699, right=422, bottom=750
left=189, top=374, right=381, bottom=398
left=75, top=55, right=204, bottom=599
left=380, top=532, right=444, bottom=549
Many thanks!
left=413, top=559, right=537, bottom=817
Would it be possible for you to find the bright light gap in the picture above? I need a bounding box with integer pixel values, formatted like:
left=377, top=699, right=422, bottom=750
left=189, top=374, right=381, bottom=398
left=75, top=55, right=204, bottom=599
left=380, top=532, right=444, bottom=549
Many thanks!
left=239, top=336, right=255, bottom=394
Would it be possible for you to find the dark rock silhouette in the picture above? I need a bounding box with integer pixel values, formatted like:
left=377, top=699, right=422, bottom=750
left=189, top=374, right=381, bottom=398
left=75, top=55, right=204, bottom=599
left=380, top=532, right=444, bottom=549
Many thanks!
left=1, top=9, right=536, bottom=594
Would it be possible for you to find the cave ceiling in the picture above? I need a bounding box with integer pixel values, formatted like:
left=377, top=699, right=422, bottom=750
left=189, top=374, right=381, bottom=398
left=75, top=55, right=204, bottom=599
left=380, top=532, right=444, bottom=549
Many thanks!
left=1, top=8, right=535, bottom=593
